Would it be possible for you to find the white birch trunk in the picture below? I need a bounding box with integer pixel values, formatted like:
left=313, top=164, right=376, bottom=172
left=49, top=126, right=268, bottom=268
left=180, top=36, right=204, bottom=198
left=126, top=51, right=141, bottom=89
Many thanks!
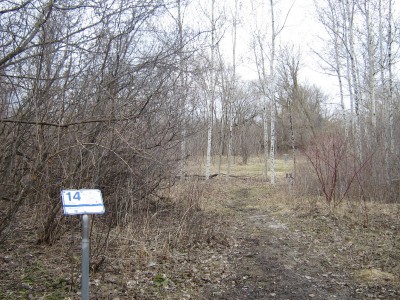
left=335, top=48, right=347, bottom=136
left=387, top=0, right=395, bottom=156
left=263, top=102, right=269, bottom=180
left=206, top=110, right=213, bottom=179
left=340, top=1, right=355, bottom=137
left=346, top=0, right=362, bottom=162
left=227, top=0, right=238, bottom=181
left=379, top=0, right=390, bottom=184
left=178, top=0, right=187, bottom=180
left=288, top=96, right=296, bottom=178
left=366, top=4, right=376, bottom=134
left=205, top=0, right=216, bottom=180
left=226, top=103, right=233, bottom=180
left=269, top=0, right=276, bottom=185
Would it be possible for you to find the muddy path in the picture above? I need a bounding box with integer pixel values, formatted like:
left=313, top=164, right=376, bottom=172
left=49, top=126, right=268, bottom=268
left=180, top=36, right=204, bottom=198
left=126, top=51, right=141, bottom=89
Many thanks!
left=204, top=184, right=399, bottom=300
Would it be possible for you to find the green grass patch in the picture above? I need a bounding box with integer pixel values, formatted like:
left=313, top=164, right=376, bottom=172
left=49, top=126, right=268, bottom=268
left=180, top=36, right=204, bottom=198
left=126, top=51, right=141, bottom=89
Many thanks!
left=214, top=157, right=293, bottom=177
left=186, top=155, right=299, bottom=178
left=229, top=163, right=264, bottom=176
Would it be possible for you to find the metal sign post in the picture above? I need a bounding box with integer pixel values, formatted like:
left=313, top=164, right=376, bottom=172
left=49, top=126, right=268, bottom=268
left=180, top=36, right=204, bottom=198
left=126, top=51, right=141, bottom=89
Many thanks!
left=81, top=214, right=90, bottom=300
left=61, top=189, right=105, bottom=300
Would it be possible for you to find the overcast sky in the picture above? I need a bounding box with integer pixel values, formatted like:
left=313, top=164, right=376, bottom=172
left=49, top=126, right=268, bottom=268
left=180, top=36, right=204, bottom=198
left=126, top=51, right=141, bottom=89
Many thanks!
left=203, top=0, right=339, bottom=100
left=246, top=0, right=335, bottom=94
left=184, top=0, right=361, bottom=109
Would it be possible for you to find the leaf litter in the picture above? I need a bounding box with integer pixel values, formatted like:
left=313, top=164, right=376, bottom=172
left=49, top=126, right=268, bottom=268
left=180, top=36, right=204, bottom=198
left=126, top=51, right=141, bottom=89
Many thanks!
left=1, top=178, right=400, bottom=299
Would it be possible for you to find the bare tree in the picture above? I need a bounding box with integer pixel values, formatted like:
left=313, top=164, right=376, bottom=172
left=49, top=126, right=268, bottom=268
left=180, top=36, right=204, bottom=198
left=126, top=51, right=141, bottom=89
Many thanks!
left=226, top=0, right=240, bottom=180
left=269, top=0, right=277, bottom=184
left=252, top=30, right=270, bottom=180
left=314, top=0, right=348, bottom=135
left=314, top=0, right=400, bottom=202
left=0, top=0, right=204, bottom=243
left=277, top=46, right=302, bottom=177
left=205, top=0, right=216, bottom=180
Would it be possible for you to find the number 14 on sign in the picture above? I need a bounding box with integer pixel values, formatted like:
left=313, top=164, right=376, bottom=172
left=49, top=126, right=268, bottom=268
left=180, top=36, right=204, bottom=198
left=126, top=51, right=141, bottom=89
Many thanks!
left=65, top=191, right=81, bottom=201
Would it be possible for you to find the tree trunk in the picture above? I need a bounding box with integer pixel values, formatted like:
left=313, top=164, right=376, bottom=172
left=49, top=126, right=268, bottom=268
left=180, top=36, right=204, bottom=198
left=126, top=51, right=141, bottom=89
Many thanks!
left=269, top=0, right=276, bottom=185
left=206, top=0, right=216, bottom=180
left=346, top=0, right=362, bottom=162
left=227, top=0, right=239, bottom=181
left=178, top=0, right=187, bottom=180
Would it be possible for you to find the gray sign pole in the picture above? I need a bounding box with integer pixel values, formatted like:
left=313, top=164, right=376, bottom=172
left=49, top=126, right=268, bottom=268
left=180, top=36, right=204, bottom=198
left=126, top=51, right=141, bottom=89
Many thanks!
left=61, top=189, right=104, bottom=300
left=82, top=214, right=90, bottom=300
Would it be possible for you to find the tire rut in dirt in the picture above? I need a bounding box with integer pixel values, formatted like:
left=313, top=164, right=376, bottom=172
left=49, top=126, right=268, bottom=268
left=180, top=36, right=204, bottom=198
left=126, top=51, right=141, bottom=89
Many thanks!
left=210, top=237, right=350, bottom=299
left=207, top=209, right=352, bottom=299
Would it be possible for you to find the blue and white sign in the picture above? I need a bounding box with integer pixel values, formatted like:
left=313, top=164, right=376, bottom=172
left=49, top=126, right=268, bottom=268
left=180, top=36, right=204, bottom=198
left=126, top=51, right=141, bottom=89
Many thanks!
left=61, top=189, right=105, bottom=215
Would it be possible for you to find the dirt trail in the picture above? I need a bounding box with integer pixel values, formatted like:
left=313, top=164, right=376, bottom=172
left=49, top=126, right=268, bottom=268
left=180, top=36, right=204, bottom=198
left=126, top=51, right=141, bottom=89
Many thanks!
left=204, top=184, right=399, bottom=300
left=1, top=180, right=399, bottom=299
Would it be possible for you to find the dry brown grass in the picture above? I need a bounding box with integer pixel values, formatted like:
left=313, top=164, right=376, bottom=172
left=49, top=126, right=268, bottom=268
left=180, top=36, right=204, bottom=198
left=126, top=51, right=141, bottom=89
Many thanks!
left=196, top=158, right=400, bottom=296
left=2, top=156, right=400, bottom=299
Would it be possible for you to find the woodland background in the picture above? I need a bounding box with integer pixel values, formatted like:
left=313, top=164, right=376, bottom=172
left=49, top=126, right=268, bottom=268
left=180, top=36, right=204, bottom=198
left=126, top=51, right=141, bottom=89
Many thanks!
left=0, top=0, right=400, bottom=265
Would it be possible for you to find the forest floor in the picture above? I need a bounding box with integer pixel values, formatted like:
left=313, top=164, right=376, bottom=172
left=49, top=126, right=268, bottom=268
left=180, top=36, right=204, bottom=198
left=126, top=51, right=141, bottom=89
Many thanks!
left=1, top=160, right=400, bottom=299
left=201, top=179, right=400, bottom=299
